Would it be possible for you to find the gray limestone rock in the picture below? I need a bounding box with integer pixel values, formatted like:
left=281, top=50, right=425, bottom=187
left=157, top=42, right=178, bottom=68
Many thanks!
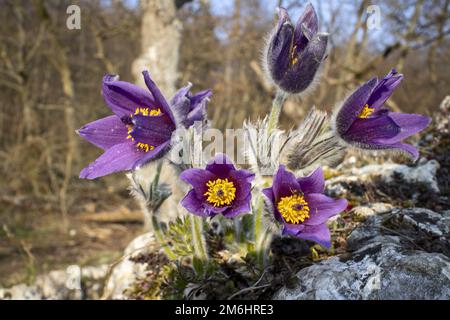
left=274, top=206, right=450, bottom=300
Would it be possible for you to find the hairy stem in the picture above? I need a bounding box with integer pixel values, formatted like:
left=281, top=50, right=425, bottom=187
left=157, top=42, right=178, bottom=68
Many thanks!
left=267, top=89, right=287, bottom=133
left=151, top=214, right=176, bottom=260
left=151, top=162, right=175, bottom=259
left=190, top=215, right=208, bottom=262
left=254, top=195, right=268, bottom=268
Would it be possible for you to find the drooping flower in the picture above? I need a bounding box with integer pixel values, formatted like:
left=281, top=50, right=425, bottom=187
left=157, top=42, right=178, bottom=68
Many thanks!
left=78, top=71, right=211, bottom=179
left=262, top=165, right=347, bottom=248
left=265, top=4, right=328, bottom=94
left=333, top=69, right=431, bottom=160
left=180, top=154, right=255, bottom=218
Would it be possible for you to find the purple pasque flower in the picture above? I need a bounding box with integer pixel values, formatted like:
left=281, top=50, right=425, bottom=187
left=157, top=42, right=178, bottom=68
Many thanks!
left=263, top=165, right=347, bottom=248
left=334, top=69, right=431, bottom=161
left=265, top=4, right=328, bottom=94
left=180, top=154, right=255, bottom=218
left=78, top=71, right=211, bottom=179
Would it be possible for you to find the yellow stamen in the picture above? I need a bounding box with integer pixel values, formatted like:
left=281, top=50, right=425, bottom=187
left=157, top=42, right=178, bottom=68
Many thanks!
left=277, top=194, right=310, bottom=224
left=126, top=126, right=134, bottom=140
left=204, top=178, right=236, bottom=207
left=126, top=107, right=161, bottom=152
left=134, top=107, right=162, bottom=117
left=357, top=104, right=374, bottom=119
left=136, top=142, right=154, bottom=153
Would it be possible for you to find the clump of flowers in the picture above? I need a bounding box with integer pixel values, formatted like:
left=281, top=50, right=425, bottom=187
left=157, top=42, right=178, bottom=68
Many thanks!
left=78, top=3, right=431, bottom=299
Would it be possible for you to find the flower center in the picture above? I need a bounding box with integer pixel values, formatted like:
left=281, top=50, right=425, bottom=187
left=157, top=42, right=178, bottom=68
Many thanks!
left=204, top=178, right=236, bottom=207
left=277, top=194, right=310, bottom=224
left=357, top=104, right=375, bottom=119
left=126, top=107, right=162, bottom=152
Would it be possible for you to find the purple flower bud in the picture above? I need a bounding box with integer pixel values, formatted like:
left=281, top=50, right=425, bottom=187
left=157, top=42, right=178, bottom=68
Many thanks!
left=180, top=154, right=255, bottom=218
left=263, top=166, right=347, bottom=248
left=333, top=69, right=431, bottom=161
left=265, top=4, right=328, bottom=94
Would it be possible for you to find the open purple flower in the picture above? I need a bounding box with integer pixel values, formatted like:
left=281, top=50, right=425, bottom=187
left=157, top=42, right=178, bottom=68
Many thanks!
left=334, top=69, right=431, bottom=160
left=265, top=4, right=328, bottom=94
left=263, top=165, right=347, bottom=248
left=180, top=154, right=255, bottom=218
left=78, top=71, right=211, bottom=179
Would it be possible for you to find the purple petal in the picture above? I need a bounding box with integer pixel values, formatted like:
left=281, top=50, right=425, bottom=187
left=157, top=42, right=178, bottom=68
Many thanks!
left=380, top=112, right=431, bottom=143
left=297, top=167, right=324, bottom=194
left=203, top=202, right=230, bottom=214
left=344, top=114, right=400, bottom=144
left=130, top=115, right=174, bottom=147
left=142, top=71, right=176, bottom=124
left=77, top=115, right=127, bottom=150
left=170, top=83, right=193, bottom=107
left=184, top=104, right=206, bottom=127
left=276, top=33, right=328, bottom=93
left=367, top=69, right=403, bottom=111
left=267, top=8, right=294, bottom=83
left=131, top=113, right=175, bottom=135
left=229, top=169, right=255, bottom=200
left=336, top=78, right=378, bottom=136
left=272, top=165, right=301, bottom=201
left=304, top=194, right=347, bottom=226
left=385, top=142, right=420, bottom=161
left=297, top=223, right=331, bottom=248
left=102, top=75, right=156, bottom=118
left=79, top=141, right=142, bottom=179
left=205, top=153, right=236, bottom=178
left=134, top=140, right=172, bottom=168
left=184, top=90, right=212, bottom=127
left=282, top=223, right=305, bottom=236
left=170, top=83, right=193, bottom=124
left=179, top=168, right=217, bottom=199
left=170, top=87, right=212, bottom=127
left=294, top=3, right=318, bottom=52
left=189, top=89, right=212, bottom=107
left=180, top=189, right=210, bottom=217
left=129, top=128, right=171, bottom=147
left=263, top=187, right=283, bottom=222
left=262, top=187, right=274, bottom=203
left=223, top=194, right=252, bottom=218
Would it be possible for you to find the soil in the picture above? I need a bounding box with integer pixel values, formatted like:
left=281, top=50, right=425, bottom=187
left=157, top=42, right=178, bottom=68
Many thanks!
left=0, top=189, right=144, bottom=288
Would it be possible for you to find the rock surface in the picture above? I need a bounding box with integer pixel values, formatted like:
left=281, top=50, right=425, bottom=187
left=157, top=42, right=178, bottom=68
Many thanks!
left=327, top=159, right=441, bottom=196
left=102, top=232, right=156, bottom=299
left=0, top=265, right=108, bottom=300
left=0, top=232, right=157, bottom=300
left=274, top=205, right=450, bottom=300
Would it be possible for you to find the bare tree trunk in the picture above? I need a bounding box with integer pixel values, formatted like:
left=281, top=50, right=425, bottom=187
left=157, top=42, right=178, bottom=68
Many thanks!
left=34, top=0, right=77, bottom=230
left=131, top=0, right=190, bottom=230
left=132, top=0, right=182, bottom=96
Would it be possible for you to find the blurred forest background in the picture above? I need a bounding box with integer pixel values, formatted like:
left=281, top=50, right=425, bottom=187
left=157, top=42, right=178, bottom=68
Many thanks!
left=0, top=0, right=449, bottom=286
